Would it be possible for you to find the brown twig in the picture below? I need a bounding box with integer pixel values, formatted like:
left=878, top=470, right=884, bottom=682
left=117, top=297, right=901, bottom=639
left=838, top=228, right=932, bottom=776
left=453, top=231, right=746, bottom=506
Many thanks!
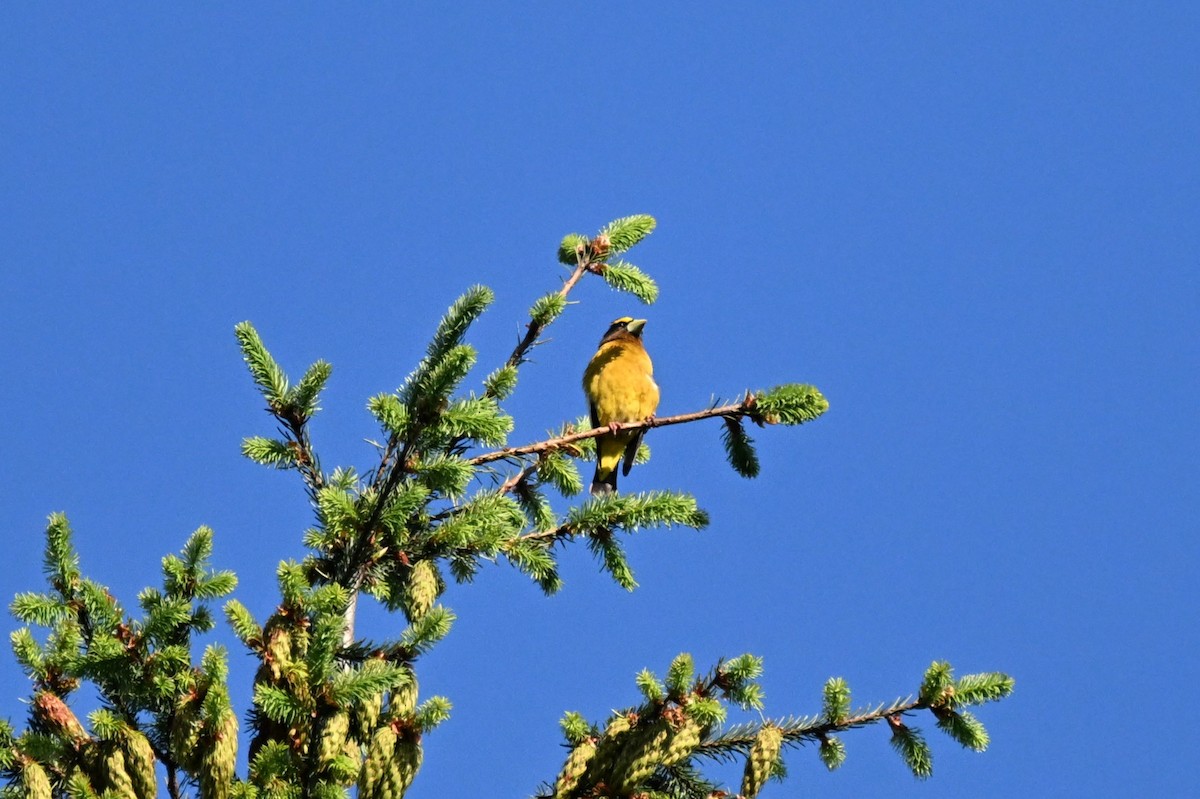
left=499, top=459, right=541, bottom=495
left=510, top=520, right=576, bottom=547
left=370, top=426, right=404, bottom=495
left=499, top=260, right=591, bottom=376
left=281, top=413, right=324, bottom=496
left=471, top=395, right=756, bottom=466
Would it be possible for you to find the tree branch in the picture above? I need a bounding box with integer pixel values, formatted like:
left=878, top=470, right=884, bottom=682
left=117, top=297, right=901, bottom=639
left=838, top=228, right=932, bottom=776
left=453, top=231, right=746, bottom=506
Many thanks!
left=499, top=261, right=591, bottom=375
left=342, top=260, right=599, bottom=644
left=339, top=435, right=418, bottom=645
left=499, top=459, right=541, bottom=495
left=694, top=698, right=924, bottom=763
left=471, top=395, right=757, bottom=466
left=510, top=519, right=577, bottom=547
left=281, top=414, right=324, bottom=497
left=532, top=675, right=926, bottom=799
left=166, top=762, right=182, bottom=799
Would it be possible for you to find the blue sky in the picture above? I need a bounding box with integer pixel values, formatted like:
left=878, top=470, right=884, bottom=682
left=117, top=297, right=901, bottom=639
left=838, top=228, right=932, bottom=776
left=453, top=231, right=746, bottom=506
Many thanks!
left=2, top=4, right=1197, bottom=796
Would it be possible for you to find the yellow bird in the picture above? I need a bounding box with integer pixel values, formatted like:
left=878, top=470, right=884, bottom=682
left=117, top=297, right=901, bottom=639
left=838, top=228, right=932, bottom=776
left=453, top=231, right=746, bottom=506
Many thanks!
left=582, top=316, right=660, bottom=495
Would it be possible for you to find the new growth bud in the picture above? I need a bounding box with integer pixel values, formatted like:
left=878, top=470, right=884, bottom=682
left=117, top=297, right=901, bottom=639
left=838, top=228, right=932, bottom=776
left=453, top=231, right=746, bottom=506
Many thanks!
left=590, top=234, right=612, bottom=260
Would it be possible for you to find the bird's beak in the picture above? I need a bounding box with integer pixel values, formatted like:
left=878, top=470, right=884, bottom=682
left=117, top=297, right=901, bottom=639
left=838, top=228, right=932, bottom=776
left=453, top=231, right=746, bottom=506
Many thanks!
left=626, top=319, right=647, bottom=336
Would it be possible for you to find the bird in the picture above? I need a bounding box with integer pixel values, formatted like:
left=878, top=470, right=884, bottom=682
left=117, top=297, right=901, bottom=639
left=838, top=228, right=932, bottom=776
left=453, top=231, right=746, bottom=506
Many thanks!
left=582, top=316, right=660, bottom=495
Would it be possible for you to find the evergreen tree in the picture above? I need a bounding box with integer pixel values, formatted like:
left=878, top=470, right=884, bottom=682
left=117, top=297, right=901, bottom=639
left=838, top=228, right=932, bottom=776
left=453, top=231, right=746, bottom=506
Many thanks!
left=2, top=215, right=1012, bottom=798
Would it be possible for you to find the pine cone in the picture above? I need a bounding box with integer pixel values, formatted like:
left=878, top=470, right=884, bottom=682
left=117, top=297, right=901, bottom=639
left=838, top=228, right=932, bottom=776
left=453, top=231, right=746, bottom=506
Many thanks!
left=265, top=627, right=294, bottom=682
left=21, top=761, right=52, bottom=799
left=660, top=717, right=703, bottom=767
left=604, top=714, right=633, bottom=738
left=120, top=729, right=158, bottom=799
left=388, top=734, right=422, bottom=798
left=354, top=690, right=384, bottom=740
left=609, top=719, right=670, bottom=793
left=585, top=713, right=634, bottom=781
left=317, top=711, right=351, bottom=766
left=740, top=724, right=783, bottom=798
left=99, top=741, right=137, bottom=799
left=552, top=738, right=596, bottom=798
left=402, top=560, right=441, bottom=622
left=31, top=691, right=88, bottom=745
left=199, top=711, right=238, bottom=799
left=359, top=725, right=397, bottom=799
left=391, top=666, right=419, bottom=717
left=170, top=694, right=203, bottom=771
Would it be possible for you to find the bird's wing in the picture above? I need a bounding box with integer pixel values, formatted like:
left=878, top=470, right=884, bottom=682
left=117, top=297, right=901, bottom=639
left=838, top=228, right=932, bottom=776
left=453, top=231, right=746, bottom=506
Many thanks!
left=621, top=429, right=644, bottom=476
left=588, top=398, right=601, bottom=430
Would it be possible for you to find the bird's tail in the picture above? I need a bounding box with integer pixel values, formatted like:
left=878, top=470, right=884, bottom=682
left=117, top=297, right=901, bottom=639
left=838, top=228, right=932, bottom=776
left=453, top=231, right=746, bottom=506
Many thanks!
left=621, top=430, right=645, bottom=477
left=592, top=433, right=626, bottom=495
left=590, top=464, right=618, bottom=495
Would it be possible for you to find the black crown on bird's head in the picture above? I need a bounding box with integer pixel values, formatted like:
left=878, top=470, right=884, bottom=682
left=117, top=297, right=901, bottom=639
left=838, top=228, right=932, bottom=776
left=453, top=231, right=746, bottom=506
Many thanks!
left=600, top=316, right=647, bottom=344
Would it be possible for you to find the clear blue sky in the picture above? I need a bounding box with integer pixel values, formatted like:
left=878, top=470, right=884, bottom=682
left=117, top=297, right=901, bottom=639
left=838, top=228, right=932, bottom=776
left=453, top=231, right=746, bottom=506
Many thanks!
left=2, top=4, right=1196, bottom=796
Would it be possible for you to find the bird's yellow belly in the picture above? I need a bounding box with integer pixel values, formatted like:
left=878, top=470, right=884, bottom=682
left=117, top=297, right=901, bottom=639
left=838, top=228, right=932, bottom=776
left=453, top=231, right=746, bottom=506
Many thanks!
left=587, top=370, right=657, bottom=424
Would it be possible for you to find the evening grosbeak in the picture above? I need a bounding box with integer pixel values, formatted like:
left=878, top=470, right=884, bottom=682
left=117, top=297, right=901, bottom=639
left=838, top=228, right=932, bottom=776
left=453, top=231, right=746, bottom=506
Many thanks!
left=582, top=317, right=659, bottom=494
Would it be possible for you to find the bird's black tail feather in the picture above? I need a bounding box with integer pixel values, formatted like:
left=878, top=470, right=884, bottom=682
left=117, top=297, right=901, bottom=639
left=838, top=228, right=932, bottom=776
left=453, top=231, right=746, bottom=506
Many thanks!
left=590, top=464, right=618, bottom=495
left=621, top=430, right=644, bottom=477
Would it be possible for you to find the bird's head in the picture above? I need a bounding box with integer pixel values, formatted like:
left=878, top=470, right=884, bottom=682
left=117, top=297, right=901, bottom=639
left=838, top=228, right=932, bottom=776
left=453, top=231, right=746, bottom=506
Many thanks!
left=600, top=316, right=647, bottom=344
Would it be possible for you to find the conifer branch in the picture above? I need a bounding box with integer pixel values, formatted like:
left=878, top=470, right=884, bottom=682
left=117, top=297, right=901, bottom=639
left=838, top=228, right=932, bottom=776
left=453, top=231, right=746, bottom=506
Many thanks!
left=695, top=698, right=923, bottom=763
left=166, top=763, right=182, bottom=799
left=472, top=401, right=748, bottom=466
left=472, top=384, right=828, bottom=467
left=235, top=322, right=328, bottom=497
left=282, top=417, right=325, bottom=497
left=498, top=459, right=541, bottom=496
left=537, top=657, right=1011, bottom=797
left=342, top=230, right=655, bottom=637
left=345, top=223, right=665, bottom=631
left=500, top=260, right=589, bottom=375
left=510, top=491, right=708, bottom=554
left=496, top=218, right=638, bottom=382
left=512, top=519, right=577, bottom=546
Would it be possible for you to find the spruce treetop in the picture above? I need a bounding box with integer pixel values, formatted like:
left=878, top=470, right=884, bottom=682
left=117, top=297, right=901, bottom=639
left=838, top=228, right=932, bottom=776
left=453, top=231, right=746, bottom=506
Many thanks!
left=3, top=214, right=1010, bottom=799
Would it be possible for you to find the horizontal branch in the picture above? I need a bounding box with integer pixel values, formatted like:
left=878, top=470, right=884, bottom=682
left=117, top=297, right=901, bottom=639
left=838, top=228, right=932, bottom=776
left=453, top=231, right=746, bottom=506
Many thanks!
left=532, top=679, right=925, bottom=799
left=695, top=697, right=923, bottom=763
left=511, top=520, right=576, bottom=546
left=471, top=395, right=756, bottom=466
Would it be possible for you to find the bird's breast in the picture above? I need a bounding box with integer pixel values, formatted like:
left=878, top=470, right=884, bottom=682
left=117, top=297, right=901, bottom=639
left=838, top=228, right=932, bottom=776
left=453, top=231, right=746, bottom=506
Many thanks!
left=584, top=342, right=660, bottom=424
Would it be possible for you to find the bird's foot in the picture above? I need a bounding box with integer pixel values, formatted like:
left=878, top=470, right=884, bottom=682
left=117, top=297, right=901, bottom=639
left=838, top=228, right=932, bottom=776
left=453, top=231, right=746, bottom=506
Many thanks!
left=607, top=421, right=622, bottom=434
